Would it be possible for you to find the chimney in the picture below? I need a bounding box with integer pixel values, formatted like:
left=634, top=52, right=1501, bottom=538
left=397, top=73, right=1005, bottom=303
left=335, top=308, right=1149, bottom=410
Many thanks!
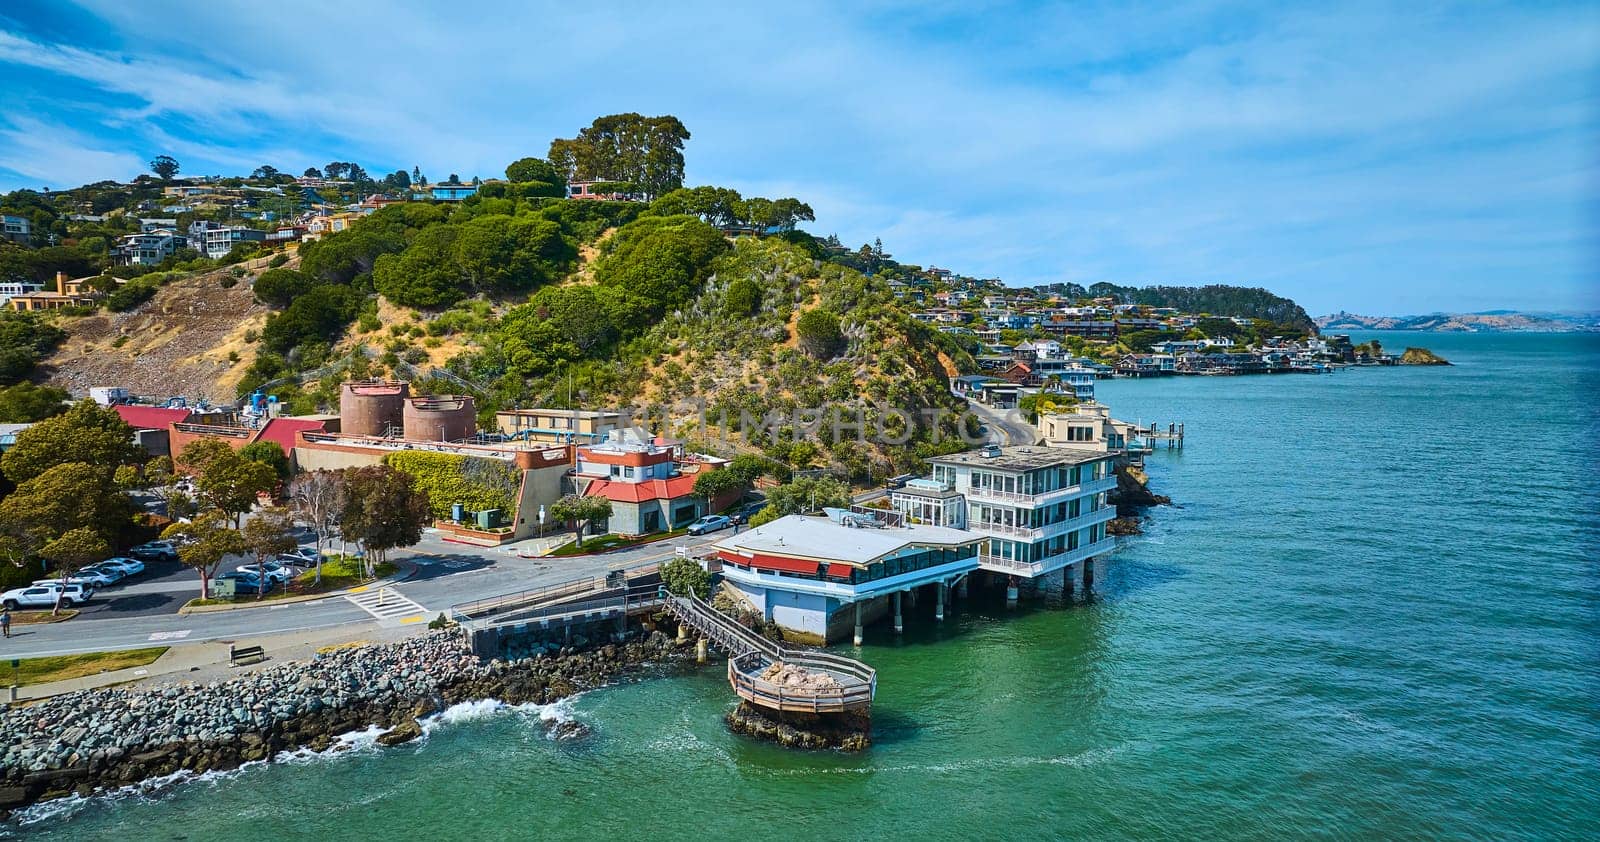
left=55, top=271, right=67, bottom=295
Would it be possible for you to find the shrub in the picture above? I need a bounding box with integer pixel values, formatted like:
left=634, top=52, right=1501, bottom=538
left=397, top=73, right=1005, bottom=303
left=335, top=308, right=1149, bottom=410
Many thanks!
left=660, top=557, right=711, bottom=598
left=795, top=308, right=844, bottom=359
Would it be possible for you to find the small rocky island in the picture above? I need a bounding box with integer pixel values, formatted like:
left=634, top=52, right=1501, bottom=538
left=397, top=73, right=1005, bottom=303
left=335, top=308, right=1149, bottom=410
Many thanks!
left=1399, top=347, right=1451, bottom=365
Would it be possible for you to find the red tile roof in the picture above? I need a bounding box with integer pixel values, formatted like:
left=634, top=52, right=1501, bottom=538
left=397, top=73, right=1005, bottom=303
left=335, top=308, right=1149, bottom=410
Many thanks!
left=583, top=475, right=698, bottom=503
left=113, top=405, right=192, bottom=430
left=252, top=418, right=328, bottom=454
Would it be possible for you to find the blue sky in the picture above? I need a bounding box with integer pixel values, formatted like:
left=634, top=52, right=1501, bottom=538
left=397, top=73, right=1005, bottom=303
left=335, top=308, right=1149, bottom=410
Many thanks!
left=1, top=1, right=1595, bottom=315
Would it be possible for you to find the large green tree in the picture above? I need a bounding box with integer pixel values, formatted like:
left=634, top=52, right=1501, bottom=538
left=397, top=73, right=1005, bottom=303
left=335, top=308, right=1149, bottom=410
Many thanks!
left=181, top=440, right=278, bottom=527
left=547, top=113, right=690, bottom=200
left=1, top=400, right=143, bottom=484
left=0, top=382, right=70, bottom=423
left=339, top=465, right=430, bottom=576
left=241, top=507, right=298, bottom=599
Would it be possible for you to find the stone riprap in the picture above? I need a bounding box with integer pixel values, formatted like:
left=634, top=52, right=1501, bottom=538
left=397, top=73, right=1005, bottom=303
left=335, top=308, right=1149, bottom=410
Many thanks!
left=0, top=628, right=684, bottom=817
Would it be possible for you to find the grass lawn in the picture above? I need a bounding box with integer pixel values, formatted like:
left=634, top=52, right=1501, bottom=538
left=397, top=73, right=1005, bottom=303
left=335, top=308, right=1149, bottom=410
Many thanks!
left=8, top=610, right=79, bottom=625
left=547, top=528, right=689, bottom=557
left=184, top=557, right=398, bottom=609
left=9, top=647, right=169, bottom=686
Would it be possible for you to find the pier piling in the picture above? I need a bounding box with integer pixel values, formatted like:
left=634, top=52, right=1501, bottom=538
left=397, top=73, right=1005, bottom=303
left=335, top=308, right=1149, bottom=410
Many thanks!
left=696, top=637, right=708, bottom=664
left=893, top=592, right=904, bottom=635
left=853, top=603, right=864, bottom=646
left=936, top=583, right=946, bottom=622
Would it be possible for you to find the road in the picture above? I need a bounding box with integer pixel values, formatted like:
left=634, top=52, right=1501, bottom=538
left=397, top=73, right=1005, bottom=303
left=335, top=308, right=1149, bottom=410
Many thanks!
left=1, top=530, right=726, bottom=659
left=965, top=399, right=1039, bottom=446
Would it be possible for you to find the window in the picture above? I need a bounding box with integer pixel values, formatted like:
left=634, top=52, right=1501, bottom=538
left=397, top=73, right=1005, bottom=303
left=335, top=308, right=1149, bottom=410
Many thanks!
left=624, top=466, right=635, bottom=478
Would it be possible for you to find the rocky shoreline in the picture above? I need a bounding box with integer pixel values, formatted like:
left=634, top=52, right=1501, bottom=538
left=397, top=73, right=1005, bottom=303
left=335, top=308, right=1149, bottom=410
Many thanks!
left=0, top=628, right=685, bottom=819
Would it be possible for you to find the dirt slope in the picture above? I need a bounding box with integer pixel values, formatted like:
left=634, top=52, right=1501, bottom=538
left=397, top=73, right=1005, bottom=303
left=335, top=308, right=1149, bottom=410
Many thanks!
left=42, top=267, right=269, bottom=405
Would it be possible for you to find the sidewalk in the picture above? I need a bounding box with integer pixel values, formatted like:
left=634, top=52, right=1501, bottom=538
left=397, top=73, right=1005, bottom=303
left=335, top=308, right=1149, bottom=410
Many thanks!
left=8, top=623, right=423, bottom=703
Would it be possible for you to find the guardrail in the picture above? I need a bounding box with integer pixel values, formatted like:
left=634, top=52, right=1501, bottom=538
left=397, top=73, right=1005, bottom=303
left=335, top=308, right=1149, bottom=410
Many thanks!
left=665, top=592, right=876, bottom=711
left=450, top=561, right=661, bottom=622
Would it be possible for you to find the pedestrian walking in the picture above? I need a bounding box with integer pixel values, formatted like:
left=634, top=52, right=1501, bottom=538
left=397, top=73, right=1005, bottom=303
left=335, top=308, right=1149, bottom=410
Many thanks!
left=1, top=607, right=11, bottom=639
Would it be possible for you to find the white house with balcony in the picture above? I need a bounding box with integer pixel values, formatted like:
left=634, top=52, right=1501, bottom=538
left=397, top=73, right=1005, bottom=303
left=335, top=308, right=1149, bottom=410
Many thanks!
left=918, top=445, right=1117, bottom=587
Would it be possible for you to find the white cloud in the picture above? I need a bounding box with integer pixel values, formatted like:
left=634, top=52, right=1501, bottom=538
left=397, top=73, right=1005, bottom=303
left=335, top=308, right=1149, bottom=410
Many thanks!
left=0, top=116, right=145, bottom=187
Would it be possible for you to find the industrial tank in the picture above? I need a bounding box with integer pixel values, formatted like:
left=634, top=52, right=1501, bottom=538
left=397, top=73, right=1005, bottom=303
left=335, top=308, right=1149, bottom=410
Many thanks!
left=340, top=381, right=409, bottom=437
left=402, top=395, right=477, bottom=442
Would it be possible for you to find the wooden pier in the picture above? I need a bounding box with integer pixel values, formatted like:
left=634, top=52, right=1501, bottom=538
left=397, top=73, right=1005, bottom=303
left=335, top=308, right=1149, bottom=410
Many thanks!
left=1138, top=422, right=1185, bottom=450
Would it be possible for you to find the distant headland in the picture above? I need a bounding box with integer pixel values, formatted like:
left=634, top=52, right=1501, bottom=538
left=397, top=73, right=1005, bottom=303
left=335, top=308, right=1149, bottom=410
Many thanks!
left=1316, top=311, right=1599, bottom=333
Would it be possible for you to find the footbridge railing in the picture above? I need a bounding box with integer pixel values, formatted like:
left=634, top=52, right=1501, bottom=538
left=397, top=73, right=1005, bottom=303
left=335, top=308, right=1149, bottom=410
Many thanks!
left=664, top=592, right=876, bottom=713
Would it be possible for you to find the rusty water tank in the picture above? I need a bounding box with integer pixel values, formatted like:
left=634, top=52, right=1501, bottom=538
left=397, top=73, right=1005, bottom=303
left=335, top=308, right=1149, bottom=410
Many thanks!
left=402, top=394, right=477, bottom=442
left=339, top=381, right=409, bottom=437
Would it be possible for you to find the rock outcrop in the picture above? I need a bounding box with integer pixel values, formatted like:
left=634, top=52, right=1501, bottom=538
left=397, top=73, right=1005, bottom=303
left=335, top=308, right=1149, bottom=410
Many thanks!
left=724, top=702, right=870, bottom=751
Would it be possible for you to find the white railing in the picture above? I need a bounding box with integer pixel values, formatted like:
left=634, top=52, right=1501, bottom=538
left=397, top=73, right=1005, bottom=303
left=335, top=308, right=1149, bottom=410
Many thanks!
left=977, top=536, right=1119, bottom=578
left=967, top=504, right=1117, bottom=543
left=963, top=475, right=1116, bottom=507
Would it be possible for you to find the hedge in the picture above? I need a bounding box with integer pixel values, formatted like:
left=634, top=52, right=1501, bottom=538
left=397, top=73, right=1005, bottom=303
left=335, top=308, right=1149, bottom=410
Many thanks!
left=382, top=451, right=519, bottom=520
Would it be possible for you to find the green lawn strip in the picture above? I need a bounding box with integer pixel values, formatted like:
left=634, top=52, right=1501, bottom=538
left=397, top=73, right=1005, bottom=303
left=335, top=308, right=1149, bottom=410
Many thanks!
left=9, top=647, right=169, bottom=686
left=547, top=528, right=689, bottom=557
left=9, top=610, right=79, bottom=625
left=184, top=558, right=398, bottom=608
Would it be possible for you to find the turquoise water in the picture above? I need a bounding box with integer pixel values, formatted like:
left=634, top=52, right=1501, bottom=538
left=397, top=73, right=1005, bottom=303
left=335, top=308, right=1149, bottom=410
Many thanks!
left=10, top=332, right=1598, bottom=840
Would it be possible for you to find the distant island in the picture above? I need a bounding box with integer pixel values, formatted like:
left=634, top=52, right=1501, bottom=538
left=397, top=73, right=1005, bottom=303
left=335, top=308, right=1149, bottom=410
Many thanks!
left=1316, top=311, right=1599, bottom=333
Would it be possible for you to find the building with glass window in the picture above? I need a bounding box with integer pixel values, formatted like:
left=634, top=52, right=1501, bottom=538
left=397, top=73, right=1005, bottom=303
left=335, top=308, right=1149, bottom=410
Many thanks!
left=711, top=511, right=984, bottom=645
left=920, top=445, right=1118, bottom=585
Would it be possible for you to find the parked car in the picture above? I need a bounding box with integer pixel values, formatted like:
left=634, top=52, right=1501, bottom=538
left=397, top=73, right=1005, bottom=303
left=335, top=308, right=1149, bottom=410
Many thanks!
left=37, top=569, right=114, bottom=588
left=235, top=561, right=292, bottom=584
left=8, top=582, right=93, bottom=607
left=2, top=585, right=71, bottom=609
left=78, top=563, right=129, bottom=584
left=98, top=557, right=146, bottom=577
left=686, top=514, right=733, bottom=535
left=213, top=572, right=265, bottom=595
left=728, top=502, right=767, bottom=524
left=129, top=541, right=179, bottom=561
left=275, top=549, right=321, bottom=569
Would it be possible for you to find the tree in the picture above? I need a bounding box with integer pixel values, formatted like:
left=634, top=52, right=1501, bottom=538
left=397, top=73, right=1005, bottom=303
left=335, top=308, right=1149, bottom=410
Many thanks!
left=162, top=510, right=245, bottom=600
left=252, top=267, right=315, bottom=308
left=0, top=382, right=70, bottom=423
left=0, top=462, right=137, bottom=581
left=748, top=476, right=850, bottom=526
left=692, top=467, right=744, bottom=505
left=289, top=469, right=344, bottom=585
left=182, top=440, right=277, bottom=527
left=412, top=166, right=425, bottom=187
left=251, top=165, right=281, bottom=180
left=659, top=556, right=710, bottom=598
left=144, top=456, right=196, bottom=523
left=504, top=157, right=566, bottom=188
left=339, top=465, right=429, bottom=576
left=796, top=308, right=845, bottom=359
left=303, top=167, right=323, bottom=179
left=150, top=155, right=180, bottom=180
left=549, top=493, right=613, bottom=550
left=548, top=113, right=690, bottom=199
left=39, top=527, right=109, bottom=614
left=239, top=440, right=291, bottom=483
left=1, top=400, right=143, bottom=485
left=242, top=507, right=297, bottom=599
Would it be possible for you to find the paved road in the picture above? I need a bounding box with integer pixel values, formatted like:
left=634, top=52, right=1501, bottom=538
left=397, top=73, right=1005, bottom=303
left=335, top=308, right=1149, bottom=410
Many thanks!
left=965, top=399, right=1039, bottom=446
left=1, top=530, right=726, bottom=659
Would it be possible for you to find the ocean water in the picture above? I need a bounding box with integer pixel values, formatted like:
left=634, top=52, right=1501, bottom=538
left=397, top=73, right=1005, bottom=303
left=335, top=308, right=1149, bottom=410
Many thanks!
left=8, top=332, right=1597, bottom=841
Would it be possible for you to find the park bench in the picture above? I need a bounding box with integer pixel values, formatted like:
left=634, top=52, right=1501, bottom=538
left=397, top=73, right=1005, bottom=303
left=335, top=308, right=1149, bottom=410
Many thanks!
left=229, top=644, right=267, bottom=667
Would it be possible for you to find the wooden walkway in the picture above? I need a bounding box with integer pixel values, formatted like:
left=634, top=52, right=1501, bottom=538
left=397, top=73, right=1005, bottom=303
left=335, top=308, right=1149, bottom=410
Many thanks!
left=664, top=593, right=876, bottom=714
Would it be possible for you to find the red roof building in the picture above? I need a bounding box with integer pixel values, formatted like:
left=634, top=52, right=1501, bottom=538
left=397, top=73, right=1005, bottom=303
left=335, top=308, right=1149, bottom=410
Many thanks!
left=112, top=405, right=193, bottom=431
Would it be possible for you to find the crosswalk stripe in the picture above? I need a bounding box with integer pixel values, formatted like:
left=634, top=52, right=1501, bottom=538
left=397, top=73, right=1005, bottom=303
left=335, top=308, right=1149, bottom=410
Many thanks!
left=343, top=587, right=427, bottom=620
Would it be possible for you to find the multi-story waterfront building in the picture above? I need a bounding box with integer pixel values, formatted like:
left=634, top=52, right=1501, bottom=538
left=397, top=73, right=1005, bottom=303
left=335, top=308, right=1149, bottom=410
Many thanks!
left=923, top=445, right=1117, bottom=582
left=709, top=445, right=1121, bottom=644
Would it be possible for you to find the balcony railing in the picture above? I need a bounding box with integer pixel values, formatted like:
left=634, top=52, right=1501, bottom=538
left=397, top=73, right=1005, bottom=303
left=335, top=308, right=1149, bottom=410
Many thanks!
left=977, top=536, right=1119, bottom=578
left=969, top=504, right=1117, bottom=542
left=963, top=475, right=1116, bottom=507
